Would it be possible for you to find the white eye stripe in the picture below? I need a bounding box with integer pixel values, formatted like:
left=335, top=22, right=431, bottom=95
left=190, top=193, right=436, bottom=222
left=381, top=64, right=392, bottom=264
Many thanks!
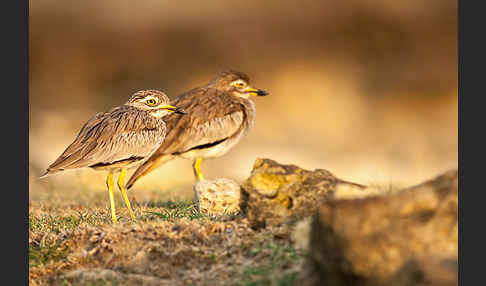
left=144, top=96, right=158, bottom=101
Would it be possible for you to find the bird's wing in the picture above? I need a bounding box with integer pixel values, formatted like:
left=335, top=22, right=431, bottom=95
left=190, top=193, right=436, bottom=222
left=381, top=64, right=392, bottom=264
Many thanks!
left=125, top=88, right=250, bottom=189
left=45, top=106, right=165, bottom=173
left=157, top=88, right=247, bottom=155
left=124, top=88, right=247, bottom=189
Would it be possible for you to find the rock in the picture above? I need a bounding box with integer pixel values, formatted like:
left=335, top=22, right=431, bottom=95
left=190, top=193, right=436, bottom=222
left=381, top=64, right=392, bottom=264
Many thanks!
left=333, top=183, right=388, bottom=200
left=302, top=169, right=458, bottom=286
left=193, top=178, right=241, bottom=215
left=240, top=158, right=366, bottom=228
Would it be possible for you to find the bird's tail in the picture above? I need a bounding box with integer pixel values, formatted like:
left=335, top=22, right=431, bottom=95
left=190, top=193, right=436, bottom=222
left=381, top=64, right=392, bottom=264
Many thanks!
left=39, top=171, right=50, bottom=179
left=39, top=169, right=58, bottom=179
left=126, top=154, right=175, bottom=190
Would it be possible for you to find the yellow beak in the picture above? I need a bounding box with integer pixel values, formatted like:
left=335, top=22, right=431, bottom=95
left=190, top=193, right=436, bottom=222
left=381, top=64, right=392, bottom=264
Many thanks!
left=246, top=87, right=269, bottom=96
left=161, top=104, right=187, bottom=114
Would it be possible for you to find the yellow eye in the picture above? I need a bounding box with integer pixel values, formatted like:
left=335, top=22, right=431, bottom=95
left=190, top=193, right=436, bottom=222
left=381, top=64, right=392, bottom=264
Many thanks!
left=232, top=81, right=246, bottom=88
left=145, top=99, right=157, bottom=106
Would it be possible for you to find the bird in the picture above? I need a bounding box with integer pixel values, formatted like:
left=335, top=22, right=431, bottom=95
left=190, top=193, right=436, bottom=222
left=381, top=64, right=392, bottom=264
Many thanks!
left=40, top=90, right=186, bottom=223
left=125, top=70, right=269, bottom=190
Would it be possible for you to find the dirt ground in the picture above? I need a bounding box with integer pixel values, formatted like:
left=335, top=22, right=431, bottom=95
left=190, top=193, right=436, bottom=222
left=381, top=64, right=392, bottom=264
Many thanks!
left=29, top=198, right=306, bottom=286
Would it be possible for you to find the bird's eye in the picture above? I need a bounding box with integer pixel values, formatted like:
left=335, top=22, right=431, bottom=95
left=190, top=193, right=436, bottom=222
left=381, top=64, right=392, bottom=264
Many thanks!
left=145, top=99, right=157, bottom=106
left=232, top=81, right=246, bottom=88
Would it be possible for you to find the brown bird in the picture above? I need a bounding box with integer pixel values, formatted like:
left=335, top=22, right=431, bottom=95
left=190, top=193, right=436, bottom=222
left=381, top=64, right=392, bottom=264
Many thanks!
left=126, top=70, right=269, bottom=189
left=41, top=90, right=186, bottom=222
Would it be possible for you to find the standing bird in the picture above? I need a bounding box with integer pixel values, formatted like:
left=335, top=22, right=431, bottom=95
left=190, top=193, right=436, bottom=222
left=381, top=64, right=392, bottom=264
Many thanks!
left=126, top=70, right=269, bottom=190
left=41, top=90, right=186, bottom=223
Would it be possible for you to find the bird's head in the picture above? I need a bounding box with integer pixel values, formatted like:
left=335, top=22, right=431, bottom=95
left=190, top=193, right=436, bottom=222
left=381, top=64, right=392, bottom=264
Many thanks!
left=207, top=70, right=269, bottom=99
left=127, top=90, right=186, bottom=118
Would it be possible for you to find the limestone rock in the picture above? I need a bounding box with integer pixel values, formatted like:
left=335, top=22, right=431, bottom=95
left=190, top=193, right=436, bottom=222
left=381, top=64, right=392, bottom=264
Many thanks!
left=302, top=169, right=458, bottom=286
left=193, top=178, right=241, bottom=215
left=240, top=158, right=366, bottom=228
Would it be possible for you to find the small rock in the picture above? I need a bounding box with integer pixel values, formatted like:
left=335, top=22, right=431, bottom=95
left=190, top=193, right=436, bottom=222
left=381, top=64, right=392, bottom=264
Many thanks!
left=193, top=178, right=241, bottom=215
left=240, top=158, right=366, bottom=228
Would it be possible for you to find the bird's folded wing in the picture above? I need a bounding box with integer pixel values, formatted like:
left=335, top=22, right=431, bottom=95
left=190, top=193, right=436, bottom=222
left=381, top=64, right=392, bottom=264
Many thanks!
left=158, top=88, right=246, bottom=155
left=46, top=107, right=163, bottom=171
left=46, top=111, right=108, bottom=170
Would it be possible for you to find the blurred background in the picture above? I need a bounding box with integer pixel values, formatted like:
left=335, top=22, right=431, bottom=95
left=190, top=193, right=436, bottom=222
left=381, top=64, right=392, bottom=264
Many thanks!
left=30, top=0, right=457, bottom=205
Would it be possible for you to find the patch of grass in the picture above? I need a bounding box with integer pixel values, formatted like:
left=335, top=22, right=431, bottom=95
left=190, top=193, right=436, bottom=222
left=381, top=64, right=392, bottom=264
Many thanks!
left=30, top=211, right=101, bottom=233
left=143, top=199, right=194, bottom=209
left=274, top=272, right=298, bottom=286
left=29, top=240, right=69, bottom=268
left=142, top=200, right=209, bottom=220
left=144, top=208, right=206, bottom=220
left=240, top=242, right=304, bottom=286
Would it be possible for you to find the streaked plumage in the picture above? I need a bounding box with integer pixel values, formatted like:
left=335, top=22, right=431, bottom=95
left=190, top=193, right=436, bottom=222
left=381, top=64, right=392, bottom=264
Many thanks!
left=41, top=90, right=186, bottom=222
left=126, top=70, right=269, bottom=189
left=42, top=106, right=165, bottom=174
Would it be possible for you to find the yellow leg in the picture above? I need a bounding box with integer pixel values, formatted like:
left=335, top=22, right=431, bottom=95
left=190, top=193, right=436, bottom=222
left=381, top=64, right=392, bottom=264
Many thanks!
left=192, top=157, right=204, bottom=181
left=118, top=169, right=135, bottom=221
left=106, top=172, right=117, bottom=223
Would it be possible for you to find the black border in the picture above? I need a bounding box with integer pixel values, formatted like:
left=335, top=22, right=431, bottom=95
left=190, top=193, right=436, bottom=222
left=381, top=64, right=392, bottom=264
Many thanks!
left=2, top=0, right=29, bottom=284
left=459, top=0, right=484, bottom=285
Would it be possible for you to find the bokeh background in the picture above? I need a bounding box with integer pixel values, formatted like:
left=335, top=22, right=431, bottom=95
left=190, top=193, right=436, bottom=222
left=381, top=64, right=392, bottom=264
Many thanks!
left=29, top=0, right=457, bottom=205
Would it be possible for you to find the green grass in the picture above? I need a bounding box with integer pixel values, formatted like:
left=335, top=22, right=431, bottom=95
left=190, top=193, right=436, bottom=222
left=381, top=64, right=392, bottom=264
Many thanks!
left=29, top=240, right=69, bottom=268
left=240, top=241, right=304, bottom=286
left=29, top=211, right=101, bottom=233
left=242, top=273, right=297, bottom=286
left=142, top=200, right=208, bottom=220
left=143, top=199, right=194, bottom=209
left=144, top=209, right=206, bottom=220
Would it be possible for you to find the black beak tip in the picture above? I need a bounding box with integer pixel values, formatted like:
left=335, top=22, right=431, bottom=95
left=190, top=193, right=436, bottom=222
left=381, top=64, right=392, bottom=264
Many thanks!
left=174, top=107, right=187, bottom=115
left=257, top=90, right=269, bottom=96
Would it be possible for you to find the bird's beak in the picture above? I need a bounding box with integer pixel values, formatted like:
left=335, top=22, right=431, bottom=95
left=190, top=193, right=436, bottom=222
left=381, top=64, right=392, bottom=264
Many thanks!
left=162, top=104, right=187, bottom=114
left=246, top=87, right=269, bottom=96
